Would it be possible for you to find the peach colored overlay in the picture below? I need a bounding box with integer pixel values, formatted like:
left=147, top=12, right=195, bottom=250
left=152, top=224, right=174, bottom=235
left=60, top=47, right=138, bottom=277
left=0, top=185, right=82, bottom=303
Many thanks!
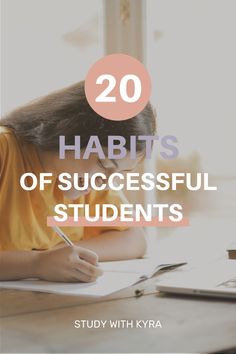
left=47, top=216, right=189, bottom=227
left=85, top=54, right=151, bottom=121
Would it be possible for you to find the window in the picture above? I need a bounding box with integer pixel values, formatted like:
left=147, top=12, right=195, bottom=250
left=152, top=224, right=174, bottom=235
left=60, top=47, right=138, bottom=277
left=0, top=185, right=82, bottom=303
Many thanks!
left=146, top=0, right=236, bottom=175
left=1, top=0, right=104, bottom=114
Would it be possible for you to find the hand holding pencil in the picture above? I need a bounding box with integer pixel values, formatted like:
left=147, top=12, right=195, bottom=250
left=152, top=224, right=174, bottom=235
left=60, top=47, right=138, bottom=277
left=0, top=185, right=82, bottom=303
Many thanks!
left=33, top=227, right=103, bottom=283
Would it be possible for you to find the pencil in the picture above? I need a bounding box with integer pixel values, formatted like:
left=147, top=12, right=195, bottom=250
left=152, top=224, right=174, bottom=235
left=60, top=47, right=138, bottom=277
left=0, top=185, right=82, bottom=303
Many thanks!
left=52, top=225, right=75, bottom=248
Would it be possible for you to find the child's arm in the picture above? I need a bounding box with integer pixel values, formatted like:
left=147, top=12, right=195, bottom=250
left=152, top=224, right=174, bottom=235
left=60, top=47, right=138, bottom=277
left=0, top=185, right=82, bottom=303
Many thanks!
left=0, top=246, right=102, bottom=282
left=77, top=228, right=147, bottom=261
left=0, top=250, right=39, bottom=280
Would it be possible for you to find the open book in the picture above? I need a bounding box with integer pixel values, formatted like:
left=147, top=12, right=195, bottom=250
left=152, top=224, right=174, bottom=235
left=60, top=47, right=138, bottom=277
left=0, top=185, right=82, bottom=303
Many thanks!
left=0, top=258, right=186, bottom=297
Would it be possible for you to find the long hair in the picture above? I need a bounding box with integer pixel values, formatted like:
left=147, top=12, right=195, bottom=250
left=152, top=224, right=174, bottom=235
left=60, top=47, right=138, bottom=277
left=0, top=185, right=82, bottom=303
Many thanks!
left=1, top=81, right=156, bottom=151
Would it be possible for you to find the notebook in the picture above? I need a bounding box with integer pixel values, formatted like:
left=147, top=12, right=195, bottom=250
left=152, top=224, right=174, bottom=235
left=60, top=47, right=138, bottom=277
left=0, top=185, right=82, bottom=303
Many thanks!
left=0, top=258, right=186, bottom=297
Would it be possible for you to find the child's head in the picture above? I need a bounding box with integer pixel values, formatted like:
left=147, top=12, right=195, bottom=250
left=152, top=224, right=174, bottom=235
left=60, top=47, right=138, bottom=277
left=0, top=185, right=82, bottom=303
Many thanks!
left=1, top=81, right=156, bottom=198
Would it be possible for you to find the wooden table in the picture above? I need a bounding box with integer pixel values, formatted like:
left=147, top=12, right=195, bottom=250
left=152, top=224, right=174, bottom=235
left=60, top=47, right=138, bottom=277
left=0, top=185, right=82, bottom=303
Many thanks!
left=1, top=204, right=236, bottom=352
left=1, top=281, right=236, bottom=353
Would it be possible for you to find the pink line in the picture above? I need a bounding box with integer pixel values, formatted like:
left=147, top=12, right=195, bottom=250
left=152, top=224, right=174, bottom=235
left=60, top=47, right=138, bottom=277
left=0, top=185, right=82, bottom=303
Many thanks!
left=47, top=216, right=189, bottom=227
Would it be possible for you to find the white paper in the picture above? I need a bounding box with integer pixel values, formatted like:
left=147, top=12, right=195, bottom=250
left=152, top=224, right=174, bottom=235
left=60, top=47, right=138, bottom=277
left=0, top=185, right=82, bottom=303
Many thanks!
left=0, top=258, right=185, bottom=297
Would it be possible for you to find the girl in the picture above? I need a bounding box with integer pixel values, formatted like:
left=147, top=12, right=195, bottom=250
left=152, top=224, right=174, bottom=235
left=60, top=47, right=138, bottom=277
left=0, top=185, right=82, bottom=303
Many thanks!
left=0, top=81, right=156, bottom=282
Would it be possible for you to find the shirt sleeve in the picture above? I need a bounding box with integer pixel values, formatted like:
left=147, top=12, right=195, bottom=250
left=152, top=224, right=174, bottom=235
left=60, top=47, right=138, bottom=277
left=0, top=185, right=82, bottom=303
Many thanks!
left=83, top=189, right=129, bottom=239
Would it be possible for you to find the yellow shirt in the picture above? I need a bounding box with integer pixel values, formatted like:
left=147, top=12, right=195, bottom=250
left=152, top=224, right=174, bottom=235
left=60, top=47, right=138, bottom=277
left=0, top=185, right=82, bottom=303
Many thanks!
left=0, top=127, right=127, bottom=251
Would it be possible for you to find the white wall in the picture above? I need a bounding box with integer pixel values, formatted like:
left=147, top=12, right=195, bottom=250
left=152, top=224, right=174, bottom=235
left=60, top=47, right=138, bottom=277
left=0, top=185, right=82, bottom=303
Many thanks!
left=1, top=0, right=103, bottom=114
left=147, top=0, right=236, bottom=175
left=2, top=0, right=235, bottom=176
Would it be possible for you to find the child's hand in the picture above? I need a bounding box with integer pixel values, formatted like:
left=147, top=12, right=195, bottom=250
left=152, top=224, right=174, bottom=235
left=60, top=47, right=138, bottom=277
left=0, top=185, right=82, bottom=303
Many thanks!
left=34, top=245, right=103, bottom=282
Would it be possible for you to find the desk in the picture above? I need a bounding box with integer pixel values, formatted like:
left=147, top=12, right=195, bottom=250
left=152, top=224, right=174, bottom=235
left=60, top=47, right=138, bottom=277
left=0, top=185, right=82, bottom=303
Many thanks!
left=1, top=213, right=236, bottom=353
left=1, top=283, right=236, bottom=353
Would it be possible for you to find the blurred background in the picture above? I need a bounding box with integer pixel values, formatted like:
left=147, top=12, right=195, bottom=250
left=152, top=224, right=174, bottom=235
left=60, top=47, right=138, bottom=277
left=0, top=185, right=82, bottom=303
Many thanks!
left=1, top=0, right=236, bottom=226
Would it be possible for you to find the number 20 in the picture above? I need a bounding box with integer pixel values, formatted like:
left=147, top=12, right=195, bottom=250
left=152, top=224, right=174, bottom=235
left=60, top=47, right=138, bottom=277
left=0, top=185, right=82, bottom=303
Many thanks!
left=95, top=74, right=141, bottom=103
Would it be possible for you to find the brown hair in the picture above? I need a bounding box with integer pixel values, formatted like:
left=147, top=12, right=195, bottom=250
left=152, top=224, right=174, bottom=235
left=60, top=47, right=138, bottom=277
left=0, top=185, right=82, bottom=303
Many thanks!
left=1, top=81, right=156, bottom=151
